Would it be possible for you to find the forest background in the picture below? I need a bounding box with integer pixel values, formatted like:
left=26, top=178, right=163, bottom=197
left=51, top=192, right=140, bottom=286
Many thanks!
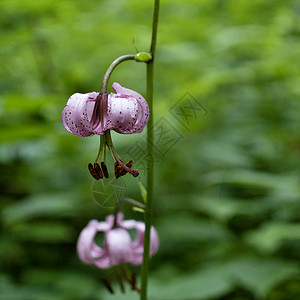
left=1, top=0, right=300, bottom=299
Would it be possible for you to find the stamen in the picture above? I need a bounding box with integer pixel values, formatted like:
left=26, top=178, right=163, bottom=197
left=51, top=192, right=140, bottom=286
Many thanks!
left=101, top=278, right=114, bottom=294
left=120, top=160, right=133, bottom=176
left=104, top=130, right=139, bottom=178
left=94, top=162, right=103, bottom=179
left=116, top=158, right=139, bottom=177
left=101, top=161, right=109, bottom=178
left=122, top=269, right=140, bottom=292
left=88, top=163, right=100, bottom=180
left=117, top=272, right=125, bottom=293
left=114, top=162, right=122, bottom=179
left=129, top=272, right=137, bottom=290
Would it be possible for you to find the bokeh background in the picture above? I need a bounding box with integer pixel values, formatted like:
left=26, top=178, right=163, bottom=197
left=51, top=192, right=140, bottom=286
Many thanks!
left=1, top=0, right=300, bottom=299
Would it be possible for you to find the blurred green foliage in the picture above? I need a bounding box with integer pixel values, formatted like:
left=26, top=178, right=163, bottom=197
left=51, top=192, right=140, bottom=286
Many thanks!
left=1, top=0, right=300, bottom=299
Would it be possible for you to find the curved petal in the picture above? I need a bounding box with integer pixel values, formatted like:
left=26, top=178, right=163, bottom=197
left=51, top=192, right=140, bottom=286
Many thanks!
left=104, top=215, right=114, bottom=228
left=121, top=219, right=140, bottom=229
left=105, top=228, right=134, bottom=266
left=62, top=92, right=98, bottom=137
left=62, top=85, right=148, bottom=136
left=104, top=213, right=123, bottom=229
left=77, top=220, right=102, bottom=264
left=122, top=220, right=159, bottom=258
left=76, top=219, right=112, bottom=264
left=115, top=213, right=124, bottom=226
left=111, top=82, right=149, bottom=134
left=104, top=94, right=138, bottom=133
left=112, top=82, right=144, bottom=104
left=132, top=99, right=150, bottom=134
left=93, top=255, right=111, bottom=269
left=149, top=226, right=160, bottom=256
left=77, top=215, right=158, bottom=269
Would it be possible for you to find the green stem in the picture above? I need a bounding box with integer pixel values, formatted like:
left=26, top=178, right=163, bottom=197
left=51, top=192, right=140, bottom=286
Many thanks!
left=140, top=1, right=160, bottom=299
left=100, top=54, right=136, bottom=93
left=95, top=135, right=105, bottom=163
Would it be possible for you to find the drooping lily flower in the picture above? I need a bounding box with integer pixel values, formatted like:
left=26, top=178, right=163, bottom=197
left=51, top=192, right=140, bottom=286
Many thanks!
left=62, top=83, right=149, bottom=179
left=62, top=82, right=149, bottom=137
left=77, top=214, right=159, bottom=268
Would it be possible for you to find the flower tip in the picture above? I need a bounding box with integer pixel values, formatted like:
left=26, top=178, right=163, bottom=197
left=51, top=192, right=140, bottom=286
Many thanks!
left=132, top=170, right=139, bottom=177
left=111, top=82, right=121, bottom=93
left=126, top=166, right=139, bottom=178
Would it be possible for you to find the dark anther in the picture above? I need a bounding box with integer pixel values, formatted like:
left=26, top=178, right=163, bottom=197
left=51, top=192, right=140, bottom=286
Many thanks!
left=114, top=162, right=118, bottom=178
left=94, top=162, right=103, bottom=179
left=122, top=270, right=140, bottom=292
left=129, top=272, right=137, bottom=290
left=114, top=162, right=122, bottom=179
left=101, top=161, right=109, bottom=178
left=101, top=278, right=114, bottom=294
left=88, top=163, right=100, bottom=180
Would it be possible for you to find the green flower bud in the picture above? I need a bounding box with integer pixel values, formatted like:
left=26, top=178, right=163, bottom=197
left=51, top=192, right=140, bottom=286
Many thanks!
left=135, top=52, right=152, bottom=63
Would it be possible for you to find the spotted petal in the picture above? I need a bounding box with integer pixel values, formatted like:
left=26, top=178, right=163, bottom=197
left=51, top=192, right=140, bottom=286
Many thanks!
left=111, top=82, right=149, bottom=134
left=62, top=84, right=149, bottom=136
left=62, top=92, right=98, bottom=137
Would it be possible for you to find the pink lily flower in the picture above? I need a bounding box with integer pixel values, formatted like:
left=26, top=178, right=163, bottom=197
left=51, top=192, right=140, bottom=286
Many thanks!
left=77, top=214, right=159, bottom=268
left=62, top=82, right=149, bottom=137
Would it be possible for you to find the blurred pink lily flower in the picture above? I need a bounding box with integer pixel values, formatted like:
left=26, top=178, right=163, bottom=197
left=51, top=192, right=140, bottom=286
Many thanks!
left=62, top=82, right=149, bottom=137
left=77, top=214, right=159, bottom=268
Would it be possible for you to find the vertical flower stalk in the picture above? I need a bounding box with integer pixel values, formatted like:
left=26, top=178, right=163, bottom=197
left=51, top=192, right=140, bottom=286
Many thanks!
left=140, top=1, right=160, bottom=299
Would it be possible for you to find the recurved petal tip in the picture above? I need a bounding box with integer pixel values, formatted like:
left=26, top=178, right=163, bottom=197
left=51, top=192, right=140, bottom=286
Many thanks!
left=122, top=220, right=159, bottom=258
left=77, top=220, right=101, bottom=264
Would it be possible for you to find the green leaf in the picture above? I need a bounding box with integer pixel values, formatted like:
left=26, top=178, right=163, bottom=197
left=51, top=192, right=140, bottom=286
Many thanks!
left=2, top=193, right=79, bottom=225
left=10, top=221, right=74, bottom=243
left=149, top=264, right=234, bottom=300
left=244, top=222, right=300, bottom=253
left=191, top=196, right=262, bottom=222
left=149, top=257, right=298, bottom=299
left=230, top=257, right=299, bottom=298
left=157, top=213, right=232, bottom=243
